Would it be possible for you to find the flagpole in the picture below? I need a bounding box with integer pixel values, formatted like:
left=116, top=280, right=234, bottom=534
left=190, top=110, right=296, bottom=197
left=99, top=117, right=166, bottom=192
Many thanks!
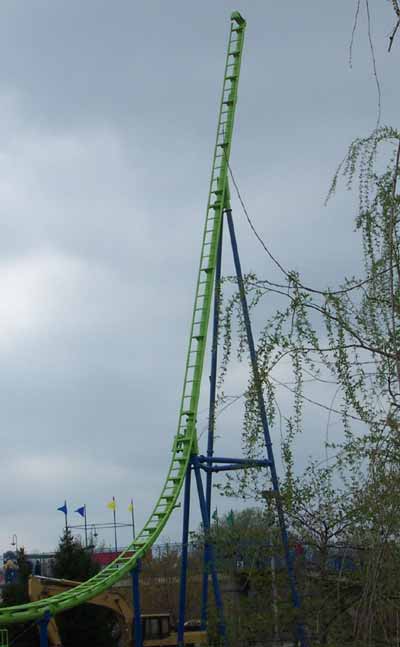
left=130, top=499, right=135, bottom=540
left=64, top=499, right=68, bottom=535
left=112, top=496, right=117, bottom=553
left=57, top=501, right=69, bottom=537
left=84, top=504, right=88, bottom=548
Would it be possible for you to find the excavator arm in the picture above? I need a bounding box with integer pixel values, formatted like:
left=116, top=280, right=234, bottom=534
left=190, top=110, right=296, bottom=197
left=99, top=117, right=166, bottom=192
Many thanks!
left=28, top=575, right=132, bottom=647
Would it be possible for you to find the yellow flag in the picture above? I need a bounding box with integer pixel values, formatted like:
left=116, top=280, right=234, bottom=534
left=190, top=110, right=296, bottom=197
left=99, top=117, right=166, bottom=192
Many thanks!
left=107, top=499, right=116, bottom=511
left=128, top=502, right=134, bottom=512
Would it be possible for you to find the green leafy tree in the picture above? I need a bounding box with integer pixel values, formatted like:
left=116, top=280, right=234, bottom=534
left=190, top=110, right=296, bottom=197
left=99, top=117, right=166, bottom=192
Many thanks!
left=191, top=508, right=299, bottom=645
left=140, top=542, right=201, bottom=623
left=216, top=125, right=400, bottom=644
left=52, top=529, right=99, bottom=581
left=52, top=529, right=118, bottom=647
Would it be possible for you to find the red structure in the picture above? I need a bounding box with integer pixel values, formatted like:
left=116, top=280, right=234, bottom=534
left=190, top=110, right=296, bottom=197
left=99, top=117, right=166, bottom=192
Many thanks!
left=92, top=550, right=152, bottom=569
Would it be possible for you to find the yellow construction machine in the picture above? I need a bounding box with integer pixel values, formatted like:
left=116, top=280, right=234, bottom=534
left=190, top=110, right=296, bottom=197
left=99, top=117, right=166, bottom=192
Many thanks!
left=28, top=575, right=206, bottom=647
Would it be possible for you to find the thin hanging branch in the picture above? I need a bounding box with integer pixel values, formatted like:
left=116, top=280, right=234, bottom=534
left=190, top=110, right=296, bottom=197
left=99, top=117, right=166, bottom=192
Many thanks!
left=365, top=0, right=381, bottom=128
left=388, top=139, right=400, bottom=391
left=388, top=0, right=400, bottom=51
left=349, top=0, right=362, bottom=67
left=388, top=18, right=400, bottom=52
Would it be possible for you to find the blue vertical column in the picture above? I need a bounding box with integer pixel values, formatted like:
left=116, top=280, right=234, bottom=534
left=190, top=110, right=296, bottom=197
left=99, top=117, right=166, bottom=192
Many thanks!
left=226, top=209, right=308, bottom=647
left=39, top=611, right=50, bottom=647
left=202, top=219, right=223, bottom=627
left=178, top=465, right=192, bottom=647
left=192, top=456, right=227, bottom=646
left=131, top=562, right=142, bottom=647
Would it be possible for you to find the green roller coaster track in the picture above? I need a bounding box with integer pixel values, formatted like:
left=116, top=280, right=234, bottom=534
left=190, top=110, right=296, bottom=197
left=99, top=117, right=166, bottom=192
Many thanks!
left=0, top=11, right=246, bottom=626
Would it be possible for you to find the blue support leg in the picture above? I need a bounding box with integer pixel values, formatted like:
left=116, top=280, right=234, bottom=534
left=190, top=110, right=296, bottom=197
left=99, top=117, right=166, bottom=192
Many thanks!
left=192, top=456, right=227, bottom=646
left=226, top=209, right=308, bottom=647
left=132, top=562, right=142, bottom=647
left=39, top=611, right=50, bottom=647
left=202, top=218, right=223, bottom=628
left=178, top=465, right=192, bottom=647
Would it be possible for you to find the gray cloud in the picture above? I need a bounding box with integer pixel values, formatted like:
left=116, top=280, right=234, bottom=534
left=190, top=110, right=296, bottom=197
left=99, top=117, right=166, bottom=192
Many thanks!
left=0, top=1, right=398, bottom=552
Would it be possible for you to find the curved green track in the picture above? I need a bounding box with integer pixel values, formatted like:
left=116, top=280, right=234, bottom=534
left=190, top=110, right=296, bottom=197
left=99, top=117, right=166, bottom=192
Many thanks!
left=0, top=11, right=246, bottom=626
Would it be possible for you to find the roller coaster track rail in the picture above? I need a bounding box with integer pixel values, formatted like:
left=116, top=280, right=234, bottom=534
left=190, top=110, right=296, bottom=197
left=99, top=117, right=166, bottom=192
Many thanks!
left=0, top=11, right=246, bottom=626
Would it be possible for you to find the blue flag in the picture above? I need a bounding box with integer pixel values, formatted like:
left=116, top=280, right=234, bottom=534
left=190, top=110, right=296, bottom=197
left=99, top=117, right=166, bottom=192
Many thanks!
left=57, top=503, right=67, bottom=515
left=75, top=506, right=85, bottom=518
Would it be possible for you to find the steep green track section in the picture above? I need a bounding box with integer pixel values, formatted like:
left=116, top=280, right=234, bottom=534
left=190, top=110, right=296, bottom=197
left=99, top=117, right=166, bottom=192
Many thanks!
left=0, top=11, right=246, bottom=626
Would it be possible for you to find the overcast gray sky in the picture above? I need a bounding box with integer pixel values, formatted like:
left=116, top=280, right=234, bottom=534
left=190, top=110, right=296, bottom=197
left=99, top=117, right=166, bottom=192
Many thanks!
left=0, top=1, right=398, bottom=553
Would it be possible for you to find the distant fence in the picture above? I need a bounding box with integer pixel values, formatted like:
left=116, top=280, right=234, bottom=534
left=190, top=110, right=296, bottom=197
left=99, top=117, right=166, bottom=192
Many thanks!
left=2, top=540, right=358, bottom=582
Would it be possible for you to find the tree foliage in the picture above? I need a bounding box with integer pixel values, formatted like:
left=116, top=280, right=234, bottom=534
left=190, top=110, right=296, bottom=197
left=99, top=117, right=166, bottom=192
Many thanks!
left=216, top=121, right=400, bottom=643
left=219, top=125, right=400, bottom=484
left=52, top=529, right=118, bottom=647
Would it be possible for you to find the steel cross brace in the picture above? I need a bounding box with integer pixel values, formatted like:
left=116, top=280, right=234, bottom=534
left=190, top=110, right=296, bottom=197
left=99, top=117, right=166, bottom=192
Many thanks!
left=178, top=208, right=308, bottom=647
left=198, top=455, right=271, bottom=473
left=178, top=460, right=227, bottom=647
left=198, top=208, right=307, bottom=646
left=225, top=208, right=308, bottom=647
